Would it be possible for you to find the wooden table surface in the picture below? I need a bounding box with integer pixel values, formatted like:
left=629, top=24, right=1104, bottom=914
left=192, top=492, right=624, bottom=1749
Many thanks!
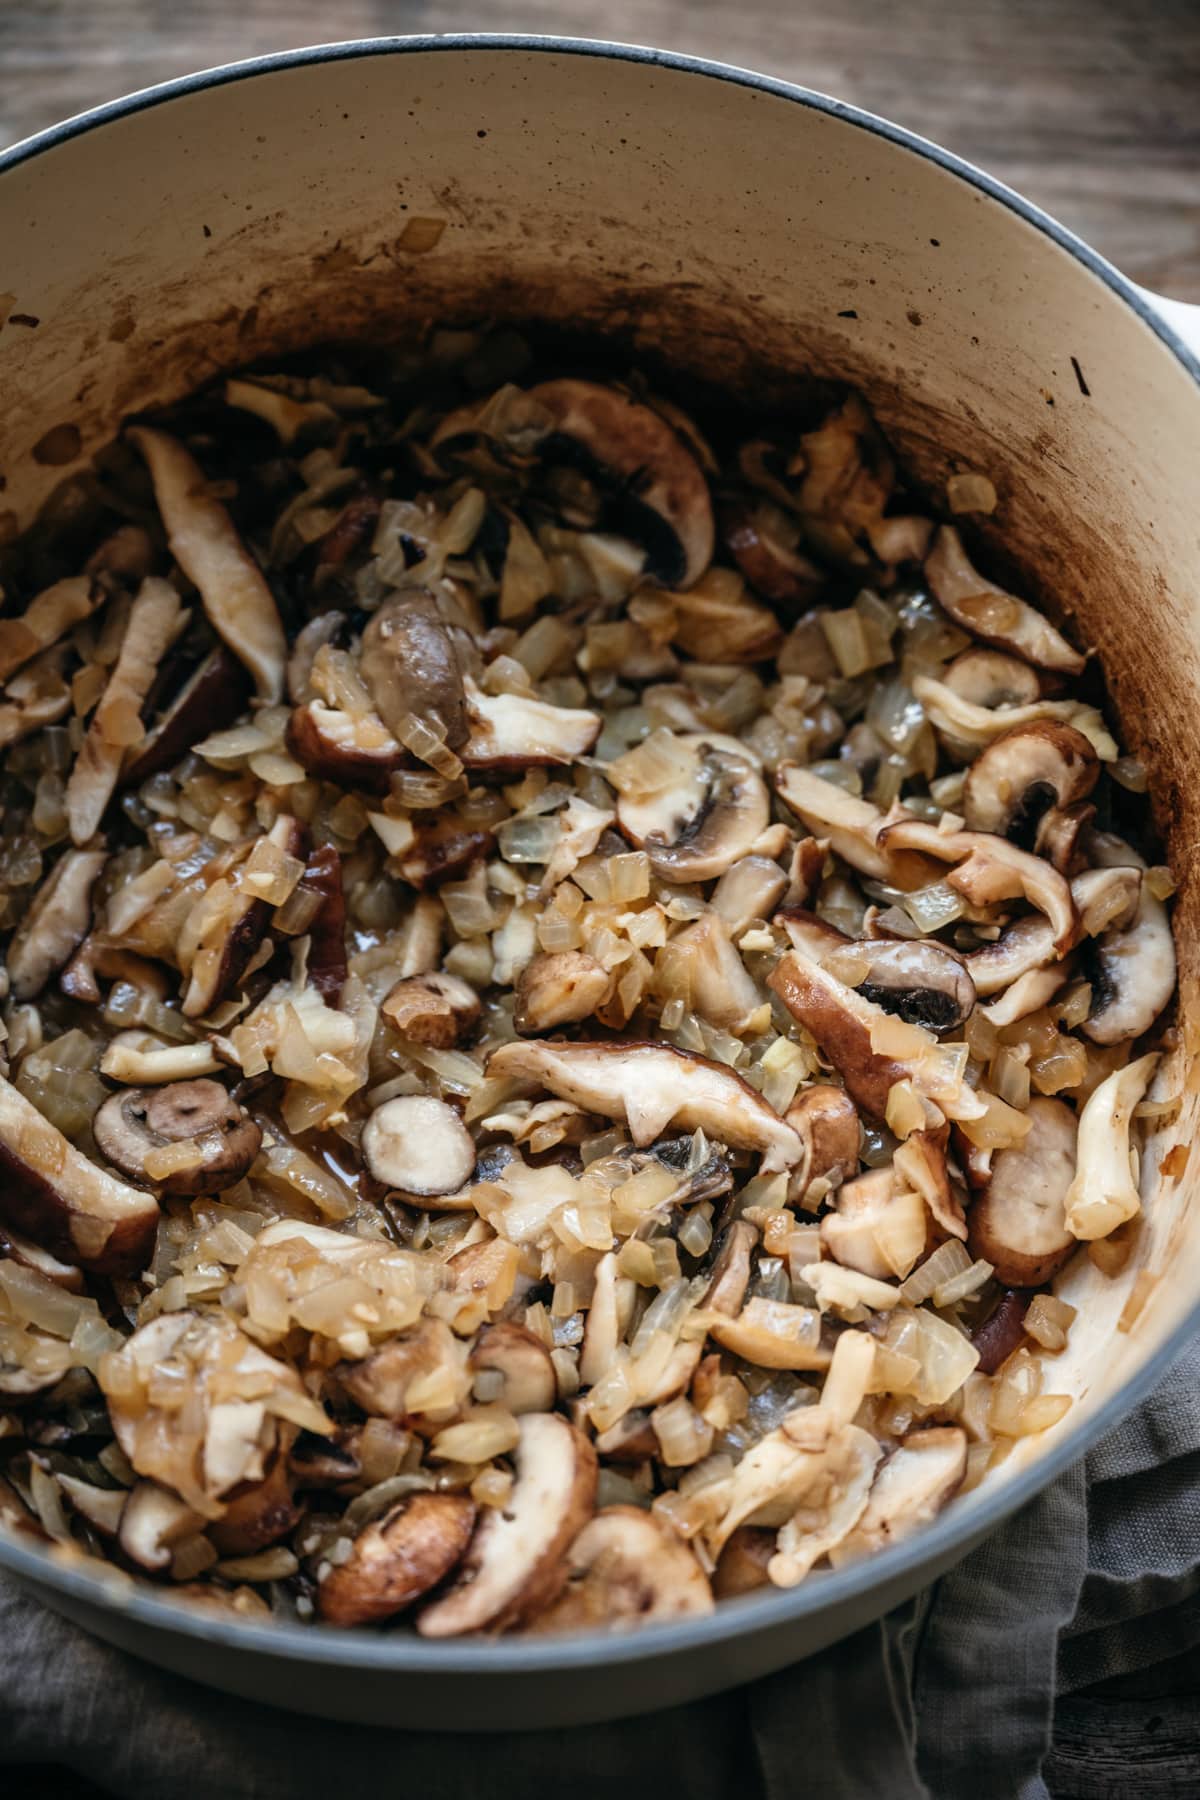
left=2, top=0, right=1199, bottom=302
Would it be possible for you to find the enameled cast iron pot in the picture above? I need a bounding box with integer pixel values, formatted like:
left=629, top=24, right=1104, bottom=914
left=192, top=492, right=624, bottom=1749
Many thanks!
left=1, top=35, right=1199, bottom=1732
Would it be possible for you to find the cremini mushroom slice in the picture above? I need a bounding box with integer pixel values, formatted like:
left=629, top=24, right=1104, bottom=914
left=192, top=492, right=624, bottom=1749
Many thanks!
left=911, top=672, right=1115, bottom=762
left=1082, top=880, right=1176, bottom=1045
left=118, top=1480, right=206, bottom=1574
left=1063, top=1052, right=1158, bottom=1241
left=0, top=645, right=74, bottom=749
left=122, top=646, right=251, bottom=787
left=92, top=1080, right=262, bottom=1196
left=528, top=378, right=714, bottom=588
left=0, top=1071, right=160, bottom=1273
left=65, top=578, right=187, bottom=845
left=768, top=949, right=987, bottom=1126
left=361, top=1094, right=476, bottom=1195
left=616, top=735, right=769, bottom=883
left=181, top=813, right=303, bottom=1018
left=924, top=526, right=1086, bottom=674
left=720, top=498, right=824, bottom=609
left=712, top=1525, right=776, bottom=1598
left=57, top=1474, right=128, bottom=1539
left=513, top=951, right=612, bottom=1035
left=128, top=425, right=288, bottom=702
left=820, top=1167, right=928, bottom=1280
left=942, top=647, right=1043, bottom=712
left=967, top=1096, right=1078, bottom=1285
left=774, top=764, right=938, bottom=888
left=208, top=1451, right=300, bottom=1557
left=382, top=971, right=482, bottom=1046
left=979, top=965, right=1069, bottom=1028
left=460, top=680, right=602, bottom=775
left=962, top=720, right=1099, bottom=846
left=0, top=1221, right=86, bottom=1292
left=0, top=574, right=106, bottom=684
left=535, top=1504, right=713, bottom=1630
left=785, top=1084, right=861, bottom=1196
left=486, top=1039, right=802, bottom=1171
left=652, top=911, right=763, bottom=1032
left=359, top=591, right=469, bottom=752
left=878, top=818, right=1078, bottom=957
left=970, top=1290, right=1032, bottom=1374
left=337, top=1317, right=464, bottom=1422
left=470, top=1321, right=557, bottom=1415
left=98, top=1032, right=224, bottom=1085
left=893, top=1131, right=967, bottom=1242
left=418, top=1411, right=598, bottom=1637
left=594, top=1410, right=659, bottom=1465
left=6, top=846, right=106, bottom=1001
left=830, top=1427, right=967, bottom=1563
left=777, top=908, right=975, bottom=1034
left=711, top=854, right=789, bottom=935
left=318, top=1491, right=477, bottom=1628
left=285, top=701, right=402, bottom=792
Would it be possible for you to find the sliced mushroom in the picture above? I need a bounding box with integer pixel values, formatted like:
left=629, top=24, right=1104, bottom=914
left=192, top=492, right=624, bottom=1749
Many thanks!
left=486, top=1039, right=802, bottom=1172
left=970, top=1290, right=1031, bottom=1375
left=720, top=498, right=824, bottom=610
left=98, top=1033, right=223, bottom=1085
left=829, top=1426, right=967, bottom=1563
left=513, top=952, right=612, bottom=1035
left=181, top=814, right=303, bottom=1018
left=911, top=672, right=1110, bottom=760
left=0, top=575, right=105, bottom=683
left=299, top=843, right=348, bottom=1003
left=667, top=574, right=783, bottom=664
left=418, top=1412, right=598, bottom=1637
left=785, top=1083, right=861, bottom=1195
left=318, top=1491, right=477, bottom=1627
left=0, top=1333, right=72, bottom=1397
left=315, top=491, right=383, bottom=573
left=92, top=1080, right=262, bottom=1196
left=57, top=1474, right=128, bottom=1538
left=65, top=577, right=187, bottom=845
left=1063, top=1052, right=1158, bottom=1241
left=286, top=611, right=348, bottom=705
left=362, top=1095, right=476, bottom=1196
left=1082, top=881, right=1176, bottom=1045
left=712, top=1525, right=776, bottom=1598
left=617, top=736, right=769, bottom=883
left=7, top=847, right=106, bottom=1001
left=338, top=1318, right=463, bottom=1422
left=776, top=908, right=975, bottom=1034
left=383, top=971, right=482, bottom=1046
left=820, top=1168, right=928, bottom=1280
left=397, top=815, right=495, bottom=891
left=0, top=1222, right=86, bottom=1291
left=128, top=425, right=288, bottom=702
left=470, top=1321, right=557, bottom=1415
left=924, top=526, right=1085, bottom=674
left=709, top=1410, right=879, bottom=1558
left=359, top=591, right=469, bottom=751
left=1034, top=802, right=1096, bottom=875
left=123, top=646, right=251, bottom=787
left=768, top=1422, right=883, bottom=1584
left=0, top=645, right=73, bottom=748
left=285, top=701, right=401, bottom=793
left=979, top=964, right=1069, bottom=1027
left=594, top=1411, right=659, bottom=1464
left=962, top=720, right=1099, bottom=847
left=895, top=1130, right=968, bottom=1240
left=967, top=1096, right=1078, bottom=1285
left=775, top=764, right=934, bottom=886
left=460, top=680, right=601, bottom=776
left=118, top=1480, right=205, bottom=1573
left=878, top=818, right=1078, bottom=957
left=223, top=376, right=337, bottom=444
left=652, top=912, right=763, bottom=1032
left=528, top=379, right=714, bottom=588
left=86, top=523, right=157, bottom=583
left=704, top=1219, right=758, bottom=1318
left=579, top=1251, right=630, bottom=1390
left=208, top=1451, right=300, bottom=1556
left=534, top=1505, right=713, bottom=1630
left=712, top=855, right=789, bottom=934
left=0, top=1071, right=160, bottom=1273
left=942, top=647, right=1042, bottom=712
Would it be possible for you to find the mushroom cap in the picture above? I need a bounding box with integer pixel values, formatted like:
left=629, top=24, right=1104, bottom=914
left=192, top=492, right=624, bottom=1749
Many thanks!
left=878, top=818, right=1079, bottom=957
left=1082, top=883, right=1176, bottom=1045
left=513, top=951, right=612, bottom=1035
left=93, top=1080, right=263, bottom=1196
left=318, top=1491, right=477, bottom=1628
left=418, top=1412, right=598, bottom=1637
left=829, top=1426, right=967, bottom=1562
left=942, top=647, right=1042, bottom=712
left=617, top=735, right=769, bottom=884
left=382, top=971, right=482, bottom=1047
left=118, top=1480, right=205, bottom=1573
left=967, top=1096, right=1078, bottom=1285
left=535, top=1505, right=714, bottom=1630
left=470, top=1321, right=557, bottom=1415
left=361, top=1095, right=476, bottom=1196
left=784, top=1083, right=861, bottom=1194
left=924, top=526, right=1085, bottom=675
left=359, top=591, right=469, bottom=751
left=777, top=907, right=975, bottom=1035
left=528, top=379, right=714, bottom=588
left=7, top=846, right=107, bottom=1003
left=962, top=720, right=1099, bottom=846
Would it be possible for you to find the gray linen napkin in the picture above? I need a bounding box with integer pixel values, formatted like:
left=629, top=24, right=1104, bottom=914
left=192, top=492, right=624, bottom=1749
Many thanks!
left=3, top=1337, right=1198, bottom=1800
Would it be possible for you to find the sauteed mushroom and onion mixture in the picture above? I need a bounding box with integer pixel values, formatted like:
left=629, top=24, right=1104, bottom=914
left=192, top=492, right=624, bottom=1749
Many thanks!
left=0, top=337, right=1179, bottom=1633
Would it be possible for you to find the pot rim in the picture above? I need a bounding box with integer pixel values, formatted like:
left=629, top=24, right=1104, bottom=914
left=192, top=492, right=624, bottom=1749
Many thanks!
left=0, top=32, right=1197, bottom=1680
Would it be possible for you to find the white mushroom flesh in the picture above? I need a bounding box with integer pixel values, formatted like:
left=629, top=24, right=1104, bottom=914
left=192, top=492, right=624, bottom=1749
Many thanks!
left=1064, top=1053, right=1158, bottom=1241
left=362, top=1095, right=476, bottom=1195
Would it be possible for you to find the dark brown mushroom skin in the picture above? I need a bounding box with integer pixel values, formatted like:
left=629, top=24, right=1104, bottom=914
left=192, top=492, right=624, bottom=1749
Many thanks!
left=209, top=1451, right=301, bottom=1556
left=785, top=1083, right=861, bottom=1191
left=0, top=1138, right=159, bottom=1277
left=768, top=952, right=905, bottom=1121
left=719, top=498, right=824, bottom=610
left=359, top=592, right=469, bottom=751
left=712, top=1525, right=776, bottom=1598
left=315, top=491, right=382, bottom=571
left=969, top=1290, right=1032, bottom=1375
left=285, top=704, right=401, bottom=792
left=317, top=1490, right=477, bottom=1628
left=298, top=844, right=347, bottom=1003
left=398, top=817, right=495, bottom=890
left=121, top=646, right=251, bottom=787
left=93, top=1080, right=262, bottom=1196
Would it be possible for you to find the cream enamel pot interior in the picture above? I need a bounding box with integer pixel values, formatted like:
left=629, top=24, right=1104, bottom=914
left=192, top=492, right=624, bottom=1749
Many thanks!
left=1, top=37, right=1199, bottom=1732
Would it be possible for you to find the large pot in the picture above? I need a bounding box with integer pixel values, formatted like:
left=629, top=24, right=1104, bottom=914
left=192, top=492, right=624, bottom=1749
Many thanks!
left=1, top=36, right=1198, bottom=1732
